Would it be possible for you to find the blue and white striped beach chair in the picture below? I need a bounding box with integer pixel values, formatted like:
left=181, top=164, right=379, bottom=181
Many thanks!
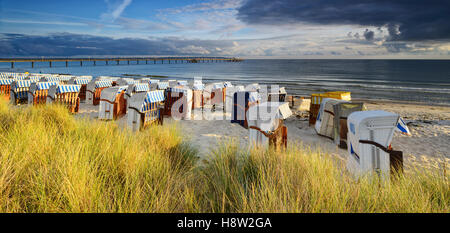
left=127, top=90, right=165, bottom=130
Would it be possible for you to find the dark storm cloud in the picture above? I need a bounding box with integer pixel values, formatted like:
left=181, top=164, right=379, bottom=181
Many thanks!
left=237, top=0, right=450, bottom=41
left=363, top=29, right=374, bottom=41
left=0, top=33, right=236, bottom=56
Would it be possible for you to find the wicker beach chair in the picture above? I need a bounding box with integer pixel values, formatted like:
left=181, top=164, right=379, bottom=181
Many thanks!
left=164, top=86, right=192, bottom=119
left=191, top=81, right=205, bottom=109
left=247, top=102, right=292, bottom=150
left=47, top=84, right=81, bottom=113
left=157, top=81, right=169, bottom=90
left=347, top=111, right=405, bottom=180
left=98, top=86, right=128, bottom=120
left=309, top=91, right=351, bottom=125
left=28, top=81, right=59, bottom=105
left=127, top=90, right=165, bottom=131
left=0, top=78, right=13, bottom=100
left=332, top=102, right=365, bottom=148
left=231, top=91, right=260, bottom=128
left=10, top=80, right=32, bottom=105
left=86, top=80, right=113, bottom=105
left=69, top=78, right=91, bottom=102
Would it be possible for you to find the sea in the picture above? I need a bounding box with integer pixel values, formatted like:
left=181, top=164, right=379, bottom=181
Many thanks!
left=1, top=59, right=449, bottom=105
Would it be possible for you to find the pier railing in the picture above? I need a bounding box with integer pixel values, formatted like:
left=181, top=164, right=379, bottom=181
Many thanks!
left=0, top=56, right=243, bottom=68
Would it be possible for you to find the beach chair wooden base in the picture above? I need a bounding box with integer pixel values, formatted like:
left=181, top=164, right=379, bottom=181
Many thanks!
left=141, top=105, right=163, bottom=128
left=114, top=92, right=127, bottom=119
left=129, top=104, right=163, bottom=130
left=100, top=92, right=127, bottom=120
left=232, top=101, right=258, bottom=129
left=192, top=90, right=204, bottom=109
left=0, top=85, right=11, bottom=100
left=337, top=119, right=349, bottom=149
left=88, top=87, right=108, bottom=106
left=389, top=150, right=403, bottom=179
left=309, top=103, right=320, bottom=125
left=30, top=89, right=49, bottom=105
left=50, top=92, right=80, bottom=113
left=164, top=90, right=184, bottom=116
left=249, top=122, right=288, bottom=150
left=79, top=84, right=87, bottom=101
left=11, top=89, right=29, bottom=105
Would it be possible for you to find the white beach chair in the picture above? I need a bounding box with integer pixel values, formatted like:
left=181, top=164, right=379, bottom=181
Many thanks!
left=98, top=86, right=128, bottom=120
left=46, top=84, right=81, bottom=113
left=314, top=98, right=348, bottom=138
left=346, top=110, right=403, bottom=180
left=28, top=81, right=59, bottom=105
left=247, top=102, right=292, bottom=149
left=86, top=80, right=113, bottom=105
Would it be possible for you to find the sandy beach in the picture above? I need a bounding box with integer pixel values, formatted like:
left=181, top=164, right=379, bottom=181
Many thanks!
left=77, top=98, right=450, bottom=172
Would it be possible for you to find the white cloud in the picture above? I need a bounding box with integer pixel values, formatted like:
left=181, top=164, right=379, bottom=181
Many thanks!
left=101, top=0, right=133, bottom=22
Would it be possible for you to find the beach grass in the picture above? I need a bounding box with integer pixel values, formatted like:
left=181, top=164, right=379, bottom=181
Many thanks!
left=0, top=97, right=448, bottom=213
left=0, top=97, right=198, bottom=212
left=199, top=142, right=448, bottom=212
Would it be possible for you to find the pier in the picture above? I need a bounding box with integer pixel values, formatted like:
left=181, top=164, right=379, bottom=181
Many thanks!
left=0, top=56, right=243, bottom=68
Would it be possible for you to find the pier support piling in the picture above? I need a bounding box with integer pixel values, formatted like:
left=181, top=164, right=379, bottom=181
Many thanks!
left=66, top=61, right=68, bottom=67
left=11, top=62, right=14, bottom=69
left=31, top=62, right=34, bottom=68
left=49, top=61, right=52, bottom=67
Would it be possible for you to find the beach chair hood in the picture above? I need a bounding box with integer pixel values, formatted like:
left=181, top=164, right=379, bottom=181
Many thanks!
left=36, top=81, right=59, bottom=90
left=95, top=80, right=113, bottom=89
left=192, top=80, right=204, bottom=90
left=100, top=86, right=127, bottom=102
left=332, top=102, right=365, bottom=146
left=157, top=82, right=169, bottom=90
left=11, top=80, right=32, bottom=90
left=125, top=83, right=150, bottom=99
left=129, top=90, right=165, bottom=113
left=0, top=78, right=14, bottom=85
left=245, top=83, right=260, bottom=92
left=48, top=84, right=81, bottom=98
left=315, top=98, right=348, bottom=138
left=148, top=79, right=160, bottom=84
left=169, top=80, right=178, bottom=87
left=117, top=78, right=139, bottom=86
left=73, top=78, right=90, bottom=85
left=247, top=102, right=292, bottom=132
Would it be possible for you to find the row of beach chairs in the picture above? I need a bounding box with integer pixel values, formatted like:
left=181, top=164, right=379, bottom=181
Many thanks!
left=0, top=72, right=93, bottom=113
left=2, top=72, right=410, bottom=181
left=309, top=91, right=411, bottom=180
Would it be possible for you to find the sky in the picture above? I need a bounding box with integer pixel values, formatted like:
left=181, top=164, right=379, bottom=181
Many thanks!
left=0, top=0, right=449, bottom=58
